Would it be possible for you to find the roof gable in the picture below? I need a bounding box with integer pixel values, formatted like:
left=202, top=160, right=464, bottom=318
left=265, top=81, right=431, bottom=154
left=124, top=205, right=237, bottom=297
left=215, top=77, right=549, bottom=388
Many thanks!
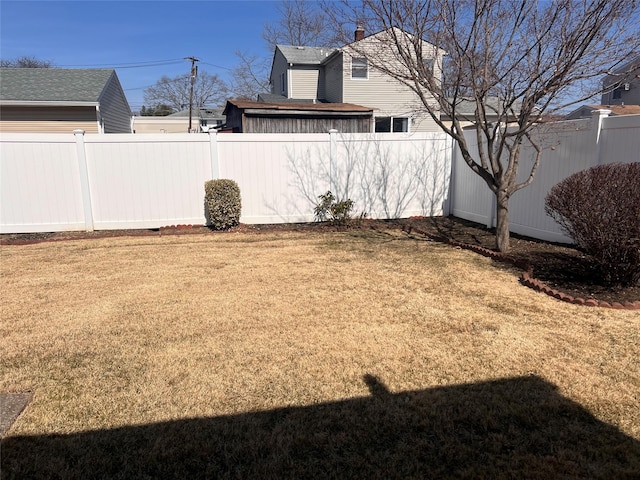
left=0, top=68, right=116, bottom=103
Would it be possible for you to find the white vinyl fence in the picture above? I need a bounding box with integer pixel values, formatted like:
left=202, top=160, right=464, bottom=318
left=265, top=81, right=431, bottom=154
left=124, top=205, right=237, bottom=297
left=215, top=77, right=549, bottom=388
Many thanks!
left=2, top=111, right=638, bottom=240
left=450, top=111, right=640, bottom=243
left=0, top=130, right=452, bottom=233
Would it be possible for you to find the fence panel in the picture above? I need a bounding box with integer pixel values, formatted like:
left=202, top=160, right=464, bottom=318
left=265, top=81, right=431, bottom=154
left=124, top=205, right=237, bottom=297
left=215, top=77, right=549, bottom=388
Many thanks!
left=449, top=114, right=640, bottom=243
left=333, top=132, right=452, bottom=219
left=599, top=114, right=640, bottom=164
left=0, top=134, right=85, bottom=233
left=508, top=120, right=594, bottom=243
left=217, top=133, right=331, bottom=224
left=84, top=134, right=213, bottom=229
left=449, top=134, right=493, bottom=227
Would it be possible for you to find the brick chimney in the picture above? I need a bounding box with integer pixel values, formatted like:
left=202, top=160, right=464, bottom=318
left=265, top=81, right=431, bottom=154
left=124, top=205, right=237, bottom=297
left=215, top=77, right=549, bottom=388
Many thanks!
left=354, top=25, right=365, bottom=42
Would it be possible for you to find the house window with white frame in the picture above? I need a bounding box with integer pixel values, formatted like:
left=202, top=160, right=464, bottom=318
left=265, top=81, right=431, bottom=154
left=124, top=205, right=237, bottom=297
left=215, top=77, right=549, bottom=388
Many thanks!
left=375, top=116, right=409, bottom=132
left=351, top=57, right=368, bottom=79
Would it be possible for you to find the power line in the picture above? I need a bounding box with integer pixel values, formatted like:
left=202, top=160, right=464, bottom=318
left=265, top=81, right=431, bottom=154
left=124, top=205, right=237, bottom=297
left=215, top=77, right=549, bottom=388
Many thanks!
left=56, top=59, right=185, bottom=68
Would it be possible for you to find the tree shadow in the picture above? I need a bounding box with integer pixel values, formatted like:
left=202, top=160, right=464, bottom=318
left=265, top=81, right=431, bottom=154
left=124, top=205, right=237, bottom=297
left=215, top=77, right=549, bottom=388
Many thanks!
left=2, top=375, right=639, bottom=479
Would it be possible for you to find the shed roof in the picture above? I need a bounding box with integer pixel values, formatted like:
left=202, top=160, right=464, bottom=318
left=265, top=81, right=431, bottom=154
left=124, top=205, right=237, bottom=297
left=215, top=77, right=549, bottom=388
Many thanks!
left=565, top=104, right=640, bottom=119
left=0, top=68, right=116, bottom=104
left=224, top=99, right=374, bottom=115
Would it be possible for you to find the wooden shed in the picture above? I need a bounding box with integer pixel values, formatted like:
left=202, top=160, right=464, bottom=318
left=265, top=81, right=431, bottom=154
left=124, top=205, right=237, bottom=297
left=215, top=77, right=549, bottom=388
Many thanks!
left=222, top=99, right=374, bottom=133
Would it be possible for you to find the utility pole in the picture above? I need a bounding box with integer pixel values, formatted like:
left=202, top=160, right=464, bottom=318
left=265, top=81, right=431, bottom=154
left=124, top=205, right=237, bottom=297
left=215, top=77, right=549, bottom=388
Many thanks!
left=185, top=56, right=200, bottom=132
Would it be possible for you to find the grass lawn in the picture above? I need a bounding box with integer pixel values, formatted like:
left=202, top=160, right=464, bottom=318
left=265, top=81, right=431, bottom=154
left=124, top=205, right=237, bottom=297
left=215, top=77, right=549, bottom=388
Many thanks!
left=1, top=228, right=639, bottom=479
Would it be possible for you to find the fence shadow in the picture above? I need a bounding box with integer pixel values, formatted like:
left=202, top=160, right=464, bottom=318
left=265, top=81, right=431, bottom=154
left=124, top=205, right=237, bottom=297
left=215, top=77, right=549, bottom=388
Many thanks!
left=2, top=375, right=639, bottom=479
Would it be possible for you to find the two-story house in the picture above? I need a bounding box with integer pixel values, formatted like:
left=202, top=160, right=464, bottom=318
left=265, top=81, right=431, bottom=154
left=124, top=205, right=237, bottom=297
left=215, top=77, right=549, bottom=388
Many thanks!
left=600, top=54, right=640, bottom=106
left=267, top=26, right=445, bottom=133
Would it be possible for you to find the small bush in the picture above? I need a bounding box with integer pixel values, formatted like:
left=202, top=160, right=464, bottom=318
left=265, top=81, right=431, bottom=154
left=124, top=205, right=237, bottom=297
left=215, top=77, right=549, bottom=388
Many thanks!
left=545, top=162, right=640, bottom=287
left=205, top=179, right=241, bottom=230
left=314, top=191, right=354, bottom=225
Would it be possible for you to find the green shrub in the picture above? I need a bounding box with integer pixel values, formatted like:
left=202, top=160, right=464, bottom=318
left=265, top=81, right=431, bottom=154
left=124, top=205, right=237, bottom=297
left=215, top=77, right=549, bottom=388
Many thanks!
left=205, top=179, right=241, bottom=230
left=314, top=191, right=354, bottom=225
left=545, top=162, right=640, bottom=287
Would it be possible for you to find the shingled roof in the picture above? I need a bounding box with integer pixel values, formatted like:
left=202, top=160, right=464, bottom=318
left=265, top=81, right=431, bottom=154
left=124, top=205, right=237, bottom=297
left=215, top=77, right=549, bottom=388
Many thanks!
left=224, top=99, right=374, bottom=114
left=275, top=45, right=337, bottom=65
left=0, top=68, right=117, bottom=104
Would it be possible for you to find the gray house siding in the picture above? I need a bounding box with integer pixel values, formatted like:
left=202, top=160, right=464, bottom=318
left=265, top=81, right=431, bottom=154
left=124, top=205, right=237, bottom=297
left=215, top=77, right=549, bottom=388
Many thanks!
left=323, top=55, right=343, bottom=103
left=270, top=50, right=289, bottom=97
left=98, top=72, right=132, bottom=133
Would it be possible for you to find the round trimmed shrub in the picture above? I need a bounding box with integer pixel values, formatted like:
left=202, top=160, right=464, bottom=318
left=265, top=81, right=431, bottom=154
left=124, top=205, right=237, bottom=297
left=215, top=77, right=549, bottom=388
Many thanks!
left=545, top=162, right=640, bottom=287
left=205, top=179, right=241, bottom=230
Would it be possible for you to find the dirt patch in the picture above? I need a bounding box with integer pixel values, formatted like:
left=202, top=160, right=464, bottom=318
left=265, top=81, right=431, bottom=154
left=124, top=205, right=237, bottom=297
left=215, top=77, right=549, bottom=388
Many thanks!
left=1, top=216, right=638, bottom=305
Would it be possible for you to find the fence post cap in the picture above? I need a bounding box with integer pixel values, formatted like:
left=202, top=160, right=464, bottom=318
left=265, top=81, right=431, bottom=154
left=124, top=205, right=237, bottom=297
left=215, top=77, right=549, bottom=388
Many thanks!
left=591, top=109, right=611, bottom=117
left=73, top=129, right=86, bottom=135
left=328, top=129, right=339, bottom=133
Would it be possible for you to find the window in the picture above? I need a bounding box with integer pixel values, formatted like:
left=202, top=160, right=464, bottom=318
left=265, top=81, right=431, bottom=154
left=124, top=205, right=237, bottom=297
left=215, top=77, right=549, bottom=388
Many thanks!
left=351, top=57, right=368, bottom=79
left=280, top=72, right=286, bottom=95
left=612, top=87, right=623, bottom=100
left=423, top=58, right=434, bottom=76
left=375, top=117, right=409, bottom=133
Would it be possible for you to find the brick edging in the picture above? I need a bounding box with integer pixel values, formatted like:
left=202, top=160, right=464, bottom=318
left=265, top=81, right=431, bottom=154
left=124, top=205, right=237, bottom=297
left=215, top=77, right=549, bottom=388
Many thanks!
left=401, top=224, right=640, bottom=310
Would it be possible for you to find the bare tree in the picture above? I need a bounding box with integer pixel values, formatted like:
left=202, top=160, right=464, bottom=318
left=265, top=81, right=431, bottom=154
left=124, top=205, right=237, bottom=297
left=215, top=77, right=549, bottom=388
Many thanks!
left=0, top=56, right=53, bottom=68
left=263, top=0, right=340, bottom=51
left=143, top=71, right=229, bottom=112
left=327, top=0, right=639, bottom=251
left=230, top=0, right=344, bottom=98
left=230, top=51, right=271, bottom=100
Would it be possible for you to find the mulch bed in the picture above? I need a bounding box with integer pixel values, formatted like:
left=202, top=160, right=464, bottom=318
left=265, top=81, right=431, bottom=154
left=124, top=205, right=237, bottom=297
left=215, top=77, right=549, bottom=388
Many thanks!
left=1, top=216, right=638, bottom=306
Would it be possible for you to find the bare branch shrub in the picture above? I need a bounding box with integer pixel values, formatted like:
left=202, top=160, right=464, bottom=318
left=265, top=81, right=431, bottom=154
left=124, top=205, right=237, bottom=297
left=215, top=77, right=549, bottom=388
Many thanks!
left=545, top=163, right=640, bottom=287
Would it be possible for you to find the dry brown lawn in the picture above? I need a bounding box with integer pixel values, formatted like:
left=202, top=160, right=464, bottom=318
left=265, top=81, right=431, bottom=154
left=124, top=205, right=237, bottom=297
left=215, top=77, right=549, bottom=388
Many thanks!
left=1, top=229, right=639, bottom=479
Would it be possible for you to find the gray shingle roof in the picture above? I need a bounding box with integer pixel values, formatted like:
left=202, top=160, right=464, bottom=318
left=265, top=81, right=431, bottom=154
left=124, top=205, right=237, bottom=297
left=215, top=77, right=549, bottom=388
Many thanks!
left=0, top=68, right=115, bottom=103
left=276, top=45, right=336, bottom=65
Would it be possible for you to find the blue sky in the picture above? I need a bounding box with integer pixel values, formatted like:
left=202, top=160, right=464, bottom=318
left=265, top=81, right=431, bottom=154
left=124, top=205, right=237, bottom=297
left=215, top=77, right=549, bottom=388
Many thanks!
left=0, top=0, right=285, bottom=111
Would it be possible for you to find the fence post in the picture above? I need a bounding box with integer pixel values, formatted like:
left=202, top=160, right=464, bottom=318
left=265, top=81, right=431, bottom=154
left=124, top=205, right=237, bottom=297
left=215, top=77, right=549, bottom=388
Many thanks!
left=591, top=109, right=610, bottom=166
left=445, top=136, right=456, bottom=216
left=73, top=129, right=94, bottom=231
left=329, top=129, right=338, bottom=193
left=208, top=130, right=220, bottom=179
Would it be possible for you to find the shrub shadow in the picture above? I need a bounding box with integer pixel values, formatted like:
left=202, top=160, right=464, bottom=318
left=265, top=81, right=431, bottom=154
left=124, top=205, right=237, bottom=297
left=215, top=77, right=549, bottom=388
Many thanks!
left=2, top=375, right=639, bottom=479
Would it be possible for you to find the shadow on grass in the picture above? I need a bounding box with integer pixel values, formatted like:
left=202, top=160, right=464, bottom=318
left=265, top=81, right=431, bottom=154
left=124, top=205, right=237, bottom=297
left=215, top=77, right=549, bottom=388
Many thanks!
left=2, top=375, right=639, bottom=479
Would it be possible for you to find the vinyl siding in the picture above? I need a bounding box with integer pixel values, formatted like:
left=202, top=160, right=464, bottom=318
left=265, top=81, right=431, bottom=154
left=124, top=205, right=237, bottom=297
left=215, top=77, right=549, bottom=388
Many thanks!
left=290, top=67, right=321, bottom=100
left=341, top=31, right=443, bottom=132
left=132, top=117, right=189, bottom=133
left=0, top=106, right=99, bottom=133
left=323, top=54, right=343, bottom=103
left=98, top=72, right=132, bottom=133
left=270, top=50, right=289, bottom=97
left=342, top=53, right=439, bottom=132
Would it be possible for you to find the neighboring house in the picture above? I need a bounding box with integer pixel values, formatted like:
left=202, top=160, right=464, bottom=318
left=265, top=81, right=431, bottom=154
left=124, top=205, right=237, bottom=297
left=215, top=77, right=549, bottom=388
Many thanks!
left=222, top=99, right=374, bottom=133
left=132, top=107, right=225, bottom=133
left=564, top=104, right=640, bottom=120
left=440, top=98, right=522, bottom=128
left=0, top=68, right=131, bottom=133
left=600, top=54, right=640, bottom=106
left=268, top=27, right=446, bottom=133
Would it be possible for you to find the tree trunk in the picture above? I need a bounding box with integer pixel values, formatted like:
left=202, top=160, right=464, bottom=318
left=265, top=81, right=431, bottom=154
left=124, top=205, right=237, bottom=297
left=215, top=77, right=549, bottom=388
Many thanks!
left=495, top=190, right=510, bottom=252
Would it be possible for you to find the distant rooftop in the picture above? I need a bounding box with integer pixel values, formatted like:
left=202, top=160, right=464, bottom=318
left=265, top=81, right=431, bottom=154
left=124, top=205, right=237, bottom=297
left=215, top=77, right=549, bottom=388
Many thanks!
left=276, top=45, right=337, bottom=65
left=0, top=68, right=117, bottom=103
